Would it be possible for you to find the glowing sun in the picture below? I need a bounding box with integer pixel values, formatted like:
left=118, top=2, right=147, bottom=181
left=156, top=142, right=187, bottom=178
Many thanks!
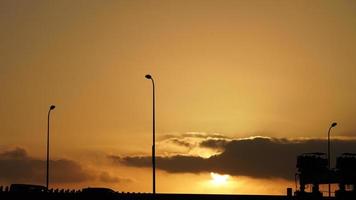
left=210, top=172, right=230, bottom=186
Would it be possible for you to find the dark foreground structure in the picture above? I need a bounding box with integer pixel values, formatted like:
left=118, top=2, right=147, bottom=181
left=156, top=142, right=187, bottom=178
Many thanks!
left=295, top=153, right=356, bottom=200
left=0, top=188, right=299, bottom=200
left=0, top=184, right=342, bottom=200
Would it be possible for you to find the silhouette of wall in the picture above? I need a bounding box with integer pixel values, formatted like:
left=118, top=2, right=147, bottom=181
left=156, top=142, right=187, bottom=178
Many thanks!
left=0, top=185, right=327, bottom=200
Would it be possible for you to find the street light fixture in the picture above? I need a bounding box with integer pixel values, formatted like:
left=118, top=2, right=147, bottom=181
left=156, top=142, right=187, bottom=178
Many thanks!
left=46, top=105, right=56, bottom=190
left=328, top=122, right=337, bottom=197
left=145, top=74, right=156, bottom=195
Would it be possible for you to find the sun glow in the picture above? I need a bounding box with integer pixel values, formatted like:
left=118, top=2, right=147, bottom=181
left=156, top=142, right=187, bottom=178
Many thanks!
left=210, top=172, right=230, bottom=186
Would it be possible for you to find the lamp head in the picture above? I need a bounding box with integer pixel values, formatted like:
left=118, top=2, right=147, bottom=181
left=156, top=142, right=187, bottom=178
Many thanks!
left=331, top=122, right=337, bottom=127
left=50, top=105, right=56, bottom=110
left=145, top=74, right=152, bottom=79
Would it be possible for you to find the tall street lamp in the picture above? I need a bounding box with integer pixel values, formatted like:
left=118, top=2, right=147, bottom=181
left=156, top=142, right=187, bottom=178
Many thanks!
left=328, top=122, right=337, bottom=197
left=145, top=74, right=156, bottom=195
left=46, top=105, right=56, bottom=190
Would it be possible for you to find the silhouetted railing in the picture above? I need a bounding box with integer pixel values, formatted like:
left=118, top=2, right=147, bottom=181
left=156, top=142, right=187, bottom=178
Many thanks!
left=0, top=184, right=332, bottom=200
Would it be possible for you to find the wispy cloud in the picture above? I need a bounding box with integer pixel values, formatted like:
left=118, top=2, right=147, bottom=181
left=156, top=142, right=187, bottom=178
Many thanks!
left=99, top=171, right=132, bottom=183
left=157, top=132, right=230, bottom=158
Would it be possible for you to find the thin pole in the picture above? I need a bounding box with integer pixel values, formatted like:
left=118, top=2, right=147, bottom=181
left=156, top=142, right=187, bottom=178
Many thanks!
left=152, top=78, right=156, bottom=195
left=328, top=126, right=331, bottom=197
left=145, top=74, right=156, bottom=195
left=327, top=122, right=337, bottom=197
left=46, top=105, right=55, bottom=190
left=46, top=109, right=51, bottom=190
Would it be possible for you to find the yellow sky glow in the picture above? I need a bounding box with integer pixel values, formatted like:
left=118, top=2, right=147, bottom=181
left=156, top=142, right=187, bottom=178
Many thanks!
left=1, top=0, right=356, bottom=195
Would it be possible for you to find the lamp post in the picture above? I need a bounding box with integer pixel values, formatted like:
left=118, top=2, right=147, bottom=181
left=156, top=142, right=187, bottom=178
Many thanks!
left=46, top=105, right=56, bottom=190
left=328, top=122, right=337, bottom=197
left=145, top=74, right=156, bottom=195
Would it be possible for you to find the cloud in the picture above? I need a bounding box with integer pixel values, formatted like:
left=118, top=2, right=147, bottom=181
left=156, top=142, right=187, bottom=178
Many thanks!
left=180, top=132, right=229, bottom=139
left=51, top=159, right=92, bottom=183
left=0, top=147, right=135, bottom=186
left=99, top=171, right=132, bottom=183
left=0, top=147, right=92, bottom=184
left=115, top=136, right=356, bottom=180
left=111, top=155, right=207, bottom=173
left=199, top=138, right=230, bottom=149
left=157, top=132, right=230, bottom=158
left=0, top=147, right=28, bottom=159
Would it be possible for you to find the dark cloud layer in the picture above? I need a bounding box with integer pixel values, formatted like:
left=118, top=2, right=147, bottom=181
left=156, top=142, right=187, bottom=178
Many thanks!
left=0, top=148, right=91, bottom=184
left=0, top=147, right=135, bottom=186
left=115, top=137, right=356, bottom=180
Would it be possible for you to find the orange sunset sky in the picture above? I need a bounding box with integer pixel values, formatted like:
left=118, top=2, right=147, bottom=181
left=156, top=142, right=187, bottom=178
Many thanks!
left=1, top=0, right=356, bottom=195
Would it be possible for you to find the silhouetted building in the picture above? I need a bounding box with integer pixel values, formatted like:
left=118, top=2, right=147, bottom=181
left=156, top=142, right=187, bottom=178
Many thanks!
left=295, top=152, right=356, bottom=200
